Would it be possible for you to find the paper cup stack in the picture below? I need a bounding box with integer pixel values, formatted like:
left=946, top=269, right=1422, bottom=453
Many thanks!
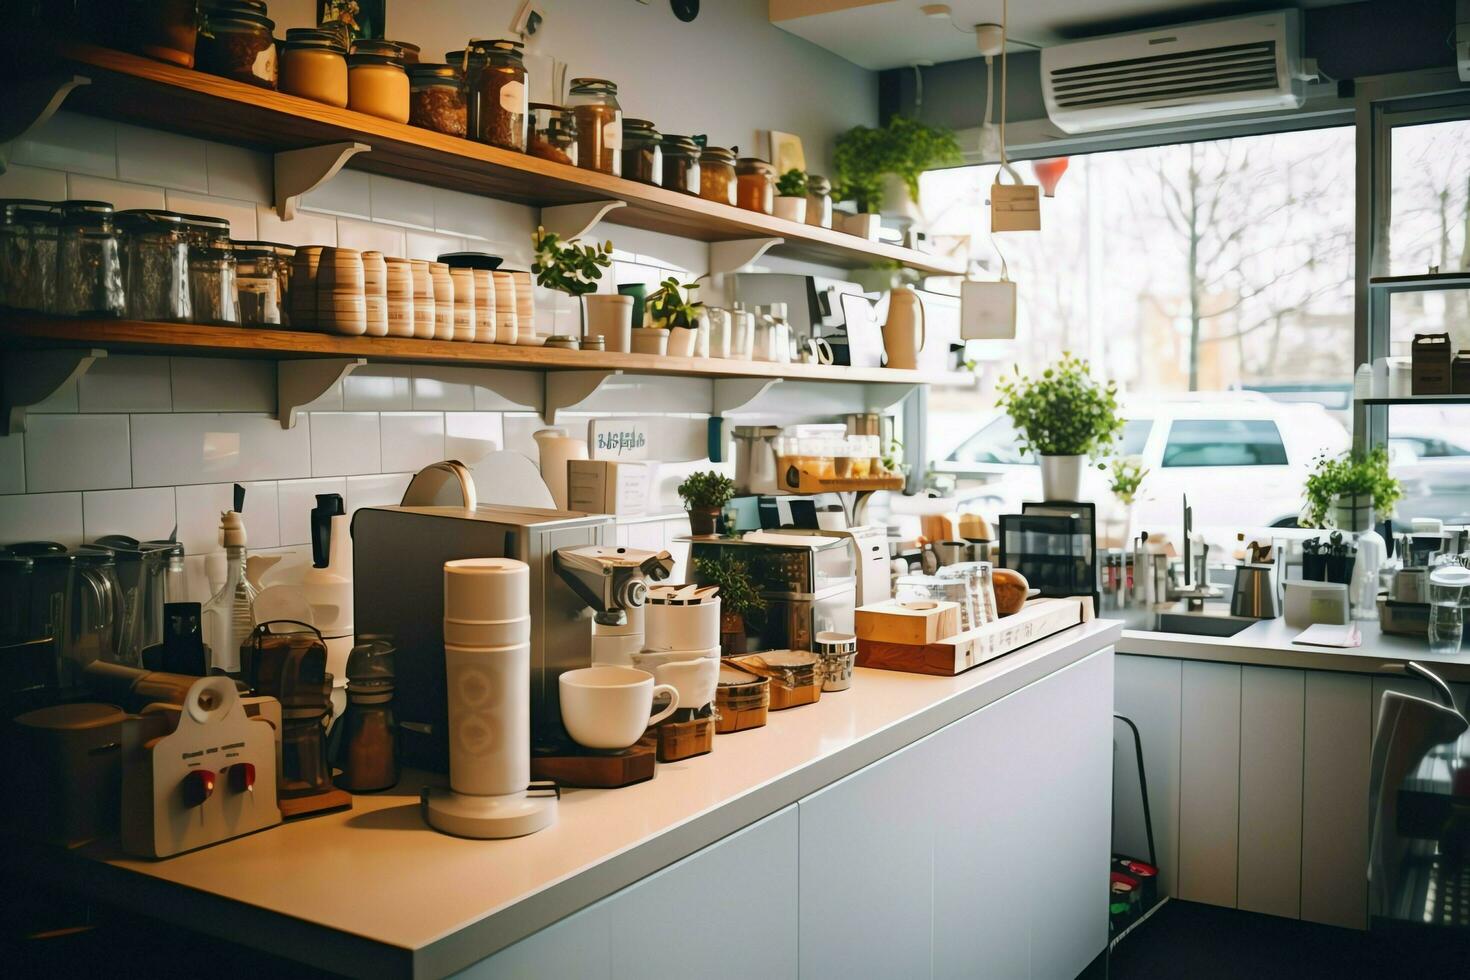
left=410, top=259, right=435, bottom=339
left=384, top=256, right=414, bottom=337
left=492, top=270, right=518, bottom=344
left=511, top=270, right=538, bottom=345
left=316, top=246, right=366, bottom=336
left=361, top=250, right=388, bottom=337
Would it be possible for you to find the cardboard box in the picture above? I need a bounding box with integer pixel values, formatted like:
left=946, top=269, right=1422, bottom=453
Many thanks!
left=568, top=460, right=649, bottom=516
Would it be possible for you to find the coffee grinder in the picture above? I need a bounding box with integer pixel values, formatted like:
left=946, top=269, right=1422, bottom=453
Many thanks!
left=553, top=546, right=675, bottom=665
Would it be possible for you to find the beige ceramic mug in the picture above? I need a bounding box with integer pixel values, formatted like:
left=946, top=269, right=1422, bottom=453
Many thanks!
left=559, top=665, right=679, bottom=750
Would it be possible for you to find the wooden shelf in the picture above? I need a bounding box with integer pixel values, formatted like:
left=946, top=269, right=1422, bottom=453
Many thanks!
left=40, top=43, right=964, bottom=277
left=1356, top=395, right=1470, bottom=406
left=1367, top=272, right=1470, bottom=292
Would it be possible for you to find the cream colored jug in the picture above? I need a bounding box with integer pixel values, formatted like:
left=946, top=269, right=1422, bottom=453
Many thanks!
left=883, top=287, right=927, bottom=370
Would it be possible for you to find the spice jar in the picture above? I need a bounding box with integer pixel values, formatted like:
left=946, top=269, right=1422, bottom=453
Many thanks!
left=196, top=0, right=277, bottom=89
left=622, top=119, right=662, bottom=186
left=528, top=103, right=577, bottom=165
left=134, top=0, right=200, bottom=67
left=231, top=241, right=280, bottom=325
left=660, top=135, right=701, bottom=195
left=566, top=78, right=622, bottom=175
left=118, top=210, right=191, bottom=321
left=181, top=214, right=238, bottom=324
left=1, top=200, right=59, bottom=313
left=349, top=40, right=409, bottom=123
left=410, top=259, right=435, bottom=338
left=280, top=28, right=348, bottom=107
left=408, top=63, right=466, bottom=137
left=699, top=146, right=737, bottom=206
left=736, top=158, right=776, bottom=214
left=469, top=39, right=527, bottom=152
left=805, top=174, right=833, bottom=229
left=56, top=201, right=123, bottom=318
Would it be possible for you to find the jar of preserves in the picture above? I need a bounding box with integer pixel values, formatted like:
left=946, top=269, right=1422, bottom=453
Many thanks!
left=349, top=40, right=410, bottom=123
left=57, top=201, right=123, bottom=318
left=699, top=146, right=737, bottom=206
left=182, top=214, right=238, bottom=324
left=660, top=136, right=701, bottom=195
left=133, top=0, right=200, bottom=67
left=280, top=28, right=348, bottom=107
left=622, top=119, right=662, bottom=186
left=408, top=63, right=466, bottom=137
left=528, top=103, right=577, bottom=165
left=118, top=210, right=191, bottom=321
left=394, top=41, right=421, bottom=64
left=736, top=158, right=776, bottom=214
left=566, top=78, right=622, bottom=175
left=196, top=0, right=277, bottom=89
left=469, top=39, right=527, bottom=152
left=232, top=242, right=280, bottom=325
left=1, top=200, right=59, bottom=313
left=805, top=174, right=833, bottom=229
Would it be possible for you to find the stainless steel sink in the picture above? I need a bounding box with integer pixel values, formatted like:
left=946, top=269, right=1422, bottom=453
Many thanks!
left=1149, top=612, right=1257, bottom=637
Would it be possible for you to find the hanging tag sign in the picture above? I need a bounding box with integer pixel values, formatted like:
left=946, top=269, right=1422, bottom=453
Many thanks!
left=990, top=165, right=1041, bottom=233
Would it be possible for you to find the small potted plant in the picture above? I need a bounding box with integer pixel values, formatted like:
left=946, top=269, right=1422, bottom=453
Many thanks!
left=531, top=226, right=625, bottom=350
left=995, top=352, right=1122, bottom=502
left=694, top=551, right=765, bottom=656
left=1107, top=456, right=1148, bottom=548
left=774, top=169, right=808, bottom=223
left=644, top=276, right=704, bottom=357
left=833, top=116, right=961, bottom=239
left=678, top=469, right=735, bottom=535
left=1300, top=446, right=1401, bottom=532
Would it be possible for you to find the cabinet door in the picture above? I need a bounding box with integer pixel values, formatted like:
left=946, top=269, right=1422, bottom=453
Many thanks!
left=458, top=900, right=612, bottom=980
left=1113, top=655, right=1183, bottom=898
left=1177, top=661, right=1242, bottom=907
left=1237, top=666, right=1304, bottom=919
left=1301, top=671, right=1372, bottom=929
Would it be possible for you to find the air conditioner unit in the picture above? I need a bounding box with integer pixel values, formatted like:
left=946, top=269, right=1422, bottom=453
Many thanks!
left=1040, top=10, right=1304, bottom=135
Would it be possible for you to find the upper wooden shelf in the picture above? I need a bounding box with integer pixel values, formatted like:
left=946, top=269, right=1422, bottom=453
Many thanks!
left=40, top=43, right=964, bottom=277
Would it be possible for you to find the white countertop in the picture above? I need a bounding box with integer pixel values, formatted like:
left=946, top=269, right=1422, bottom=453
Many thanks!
left=16, top=619, right=1121, bottom=979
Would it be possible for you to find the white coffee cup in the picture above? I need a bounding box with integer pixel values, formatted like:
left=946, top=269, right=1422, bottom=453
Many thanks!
left=559, top=665, right=679, bottom=750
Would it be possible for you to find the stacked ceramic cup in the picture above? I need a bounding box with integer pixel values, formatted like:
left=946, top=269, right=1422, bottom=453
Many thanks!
left=290, top=245, right=323, bottom=329
left=492, top=270, right=518, bottom=344
left=410, top=259, right=435, bottom=339
left=361, top=250, right=388, bottom=337
left=384, top=256, right=414, bottom=337
left=471, top=269, right=495, bottom=342
left=448, top=266, right=476, bottom=341
left=430, top=261, right=455, bottom=340
left=633, top=588, right=722, bottom=720
left=511, top=270, right=538, bottom=345
left=316, top=246, right=367, bottom=336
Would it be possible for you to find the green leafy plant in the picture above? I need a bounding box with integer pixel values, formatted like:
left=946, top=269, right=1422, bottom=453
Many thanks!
left=832, top=116, right=962, bottom=213
left=776, top=168, right=808, bottom=198
left=1109, top=457, right=1149, bottom=507
left=694, top=552, right=766, bottom=621
left=677, top=470, right=736, bottom=511
left=995, top=353, right=1122, bottom=461
left=1301, top=446, right=1402, bottom=528
left=646, top=276, right=703, bottom=329
left=881, top=438, right=910, bottom=478
left=531, top=226, right=612, bottom=297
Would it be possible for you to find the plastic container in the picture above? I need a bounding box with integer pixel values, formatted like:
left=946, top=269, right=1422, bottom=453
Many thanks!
left=566, top=78, right=622, bottom=175
left=660, top=135, right=701, bottom=195
left=280, top=28, right=349, bottom=107
left=408, top=63, right=466, bottom=137
left=699, top=146, right=737, bottom=206
left=349, top=40, right=409, bottom=123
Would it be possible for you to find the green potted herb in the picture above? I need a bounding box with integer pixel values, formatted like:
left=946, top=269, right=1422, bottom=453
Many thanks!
left=678, top=470, right=735, bottom=535
left=1109, top=457, right=1148, bottom=507
left=995, top=352, right=1122, bottom=501
left=694, top=551, right=766, bottom=656
left=774, top=169, right=808, bottom=223
left=1301, top=446, right=1401, bottom=532
left=531, top=226, right=625, bottom=350
left=832, top=116, right=962, bottom=239
left=643, top=276, right=704, bottom=357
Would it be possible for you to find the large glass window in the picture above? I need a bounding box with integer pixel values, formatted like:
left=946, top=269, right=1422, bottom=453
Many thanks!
left=1160, top=420, right=1289, bottom=468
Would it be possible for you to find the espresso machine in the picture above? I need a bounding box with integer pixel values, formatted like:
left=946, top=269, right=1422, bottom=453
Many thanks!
left=553, top=545, right=675, bottom=664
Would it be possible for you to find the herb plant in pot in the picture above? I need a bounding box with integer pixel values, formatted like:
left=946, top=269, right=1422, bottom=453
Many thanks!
left=531, top=226, right=624, bottom=350
left=995, top=352, right=1122, bottom=502
left=694, top=552, right=765, bottom=656
left=1300, top=446, right=1401, bottom=533
left=832, top=116, right=962, bottom=239
left=645, top=276, right=704, bottom=357
left=774, top=169, right=808, bottom=223
left=678, top=470, right=735, bottom=536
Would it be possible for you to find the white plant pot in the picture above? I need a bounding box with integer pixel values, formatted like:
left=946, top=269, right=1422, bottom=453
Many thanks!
left=584, top=294, right=633, bottom=353
left=880, top=172, right=925, bottom=227
left=1039, top=454, right=1084, bottom=502
left=1331, top=495, right=1375, bottom=533
left=630, top=327, right=669, bottom=355
left=840, top=212, right=882, bottom=241
left=773, top=196, right=807, bottom=223
left=667, top=325, right=698, bottom=358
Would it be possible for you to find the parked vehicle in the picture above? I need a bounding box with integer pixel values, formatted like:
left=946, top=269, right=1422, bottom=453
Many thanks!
left=1390, top=429, right=1470, bottom=525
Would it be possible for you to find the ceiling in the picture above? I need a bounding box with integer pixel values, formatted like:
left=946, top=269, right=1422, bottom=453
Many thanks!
left=770, top=0, right=1362, bottom=70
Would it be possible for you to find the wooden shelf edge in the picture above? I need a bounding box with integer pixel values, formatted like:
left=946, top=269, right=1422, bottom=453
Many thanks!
left=0, top=316, right=974, bottom=388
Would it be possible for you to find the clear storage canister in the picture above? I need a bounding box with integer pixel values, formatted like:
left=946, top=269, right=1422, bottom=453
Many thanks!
left=660, top=135, right=701, bottom=195
left=1, top=200, right=58, bottom=313
left=57, top=200, right=123, bottom=317
left=469, top=39, right=527, bottom=152
left=280, top=28, right=348, bottom=107
left=196, top=0, right=278, bottom=89
left=622, top=118, right=662, bottom=186
left=736, top=158, right=776, bottom=214
left=349, top=40, right=410, bottom=123
left=232, top=242, right=280, bottom=325
left=806, top=174, right=833, bottom=229
left=699, top=146, right=737, bottom=206
left=271, top=243, right=296, bottom=325
left=566, top=77, right=621, bottom=175
left=408, top=63, right=466, bottom=137
left=528, top=103, right=577, bottom=165
left=182, top=214, right=238, bottom=324
left=119, top=210, right=191, bottom=321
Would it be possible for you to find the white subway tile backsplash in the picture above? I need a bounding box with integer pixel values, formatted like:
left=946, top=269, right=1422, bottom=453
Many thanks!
left=335, top=217, right=407, bottom=258
left=206, top=143, right=272, bottom=203
left=82, top=487, right=177, bottom=541
left=370, top=175, right=435, bottom=229
left=472, top=370, right=542, bottom=412
left=342, top=365, right=411, bottom=411
left=431, top=188, right=533, bottom=247
left=0, top=164, right=68, bottom=200
left=345, top=472, right=412, bottom=515
left=255, top=205, right=338, bottom=248
left=300, top=380, right=344, bottom=412
left=13, top=113, right=115, bottom=178
left=277, top=477, right=346, bottom=546
left=309, top=412, right=381, bottom=476
left=404, top=230, right=463, bottom=261
left=24, top=414, right=131, bottom=492
left=445, top=413, right=504, bottom=465
left=68, top=174, right=166, bottom=212
left=175, top=481, right=279, bottom=555
left=131, top=413, right=311, bottom=487
left=170, top=358, right=274, bottom=413
left=502, top=414, right=544, bottom=460
left=0, top=434, right=24, bottom=494
left=0, top=492, right=84, bottom=547
left=116, top=123, right=209, bottom=193
left=410, top=367, right=475, bottom=411
left=28, top=378, right=79, bottom=414
left=165, top=191, right=259, bottom=240
left=595, top=224, right=708, bottom=277
left=380, top=413, right=445, bottom=472
left=77, top=356, right=172, bottom=414
left=300, top=168, right=372, bottom=219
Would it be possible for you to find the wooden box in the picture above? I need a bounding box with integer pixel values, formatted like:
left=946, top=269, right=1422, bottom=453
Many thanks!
left=1454, top=351, right=1470, bottom=395
left=856, top=597, right=1092, bottom=677
left=855, top=600, right=961, bottom=646
left=1412, top=333, right=1453, bottom=395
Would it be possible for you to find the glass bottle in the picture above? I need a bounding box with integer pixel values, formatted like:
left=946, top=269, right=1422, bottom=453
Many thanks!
left=201, top=511, right=256, bottom=674
left=183, top=213, right=238, bottom=324
left=232, top=241, right=281, bottom=325
left=566, top=78, right=622, bottom=175
left=334, top=635, right=399, bottom=791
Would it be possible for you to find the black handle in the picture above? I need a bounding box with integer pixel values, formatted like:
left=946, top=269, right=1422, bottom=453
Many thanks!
left=310, top=493, right=345, bottom=568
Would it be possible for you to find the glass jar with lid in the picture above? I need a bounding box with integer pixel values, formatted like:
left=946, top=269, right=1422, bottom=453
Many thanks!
left=280, top=27, right=348, bottom=107
left=118, top=210, right=192, bottom=321
left=182, top=214, right=238, bottom=324
left=270, top=243, right=296, bottom=325
left=232, top=242, right=281, bottom=325
left=736, top=158, right=776, bottom=214
left=408, top=63, right=466, bottom=137
left=805, top=174, right=833, bottom=229
left=528, top=103, right=577, bottom=165
left=0, top=200, right=58, bottom=313
left=196, top=0, right=278, bottom=89
left=393, top=41, right=421, bottom=64
left=622, top=119, right=662, bottom=186
left=566, top=78, right=622, bottom=175
left=699, top=146, right=737, bottom=206
left=134, top=0, right=200, bottom=67
left=468, top=39, right=527, bottom=152
left=349, top=40, right=410, bottom=123
left=660, top=136, right=701, bottom=195
left=57, top=200, right=123, bottom=318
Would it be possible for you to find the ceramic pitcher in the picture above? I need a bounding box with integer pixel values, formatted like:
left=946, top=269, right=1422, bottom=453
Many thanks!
left=883, top=287, right=927, bottom=370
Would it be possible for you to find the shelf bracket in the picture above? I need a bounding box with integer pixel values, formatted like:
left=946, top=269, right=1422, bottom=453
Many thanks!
left=712, top=377, right=783, bottom=417
left=709, top=238, right=784, bottom=277
left=278, top=358, right=364, bottom=429
left=2, top=347, right=105, bottom=435
left=543, top=370, right=621, bottom=425
left=274, top=142, right=371, bottom=221
left=538, top=200, right=627, bottom=241
left=0, top=73, right=90, bottom=174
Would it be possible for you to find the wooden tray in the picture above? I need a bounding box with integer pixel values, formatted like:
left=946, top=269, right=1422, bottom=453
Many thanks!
left=531, top=743, right=656, bottom=788
left=856, top=597, right=1092, bottom=676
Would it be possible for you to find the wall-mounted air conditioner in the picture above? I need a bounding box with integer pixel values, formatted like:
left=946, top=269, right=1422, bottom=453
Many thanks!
left=1040, top=10, right=1304, bottom=135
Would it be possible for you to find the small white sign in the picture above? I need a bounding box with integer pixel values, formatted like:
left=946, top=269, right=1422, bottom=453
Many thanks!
left=588, top=418, right=651, bottom=460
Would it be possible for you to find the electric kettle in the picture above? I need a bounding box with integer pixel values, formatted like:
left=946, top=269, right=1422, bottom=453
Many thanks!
left=883, top=287, right=927, bottom=370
